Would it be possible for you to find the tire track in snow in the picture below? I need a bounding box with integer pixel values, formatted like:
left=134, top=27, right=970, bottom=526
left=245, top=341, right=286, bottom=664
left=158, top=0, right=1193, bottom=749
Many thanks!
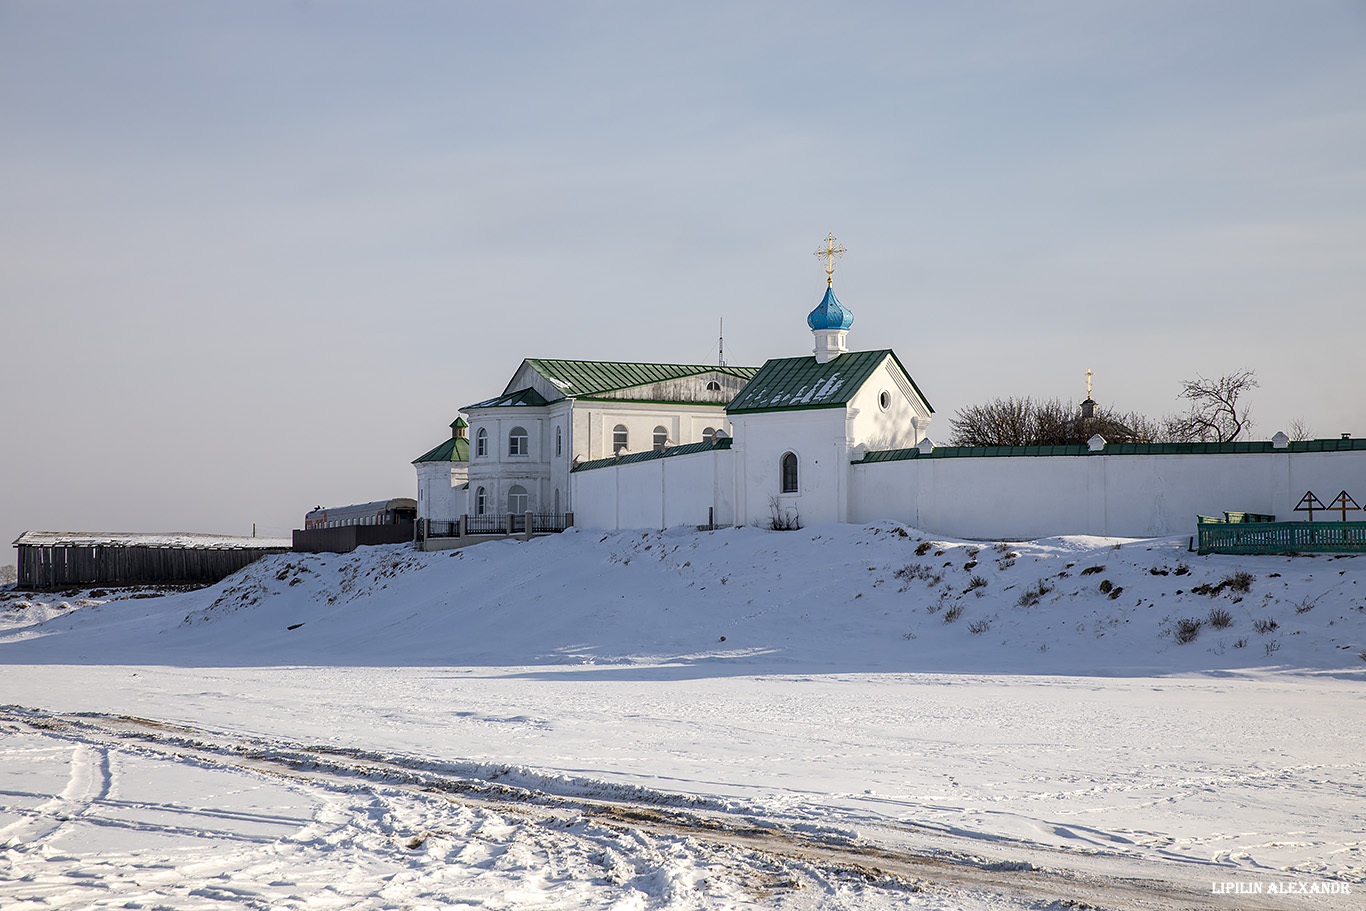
left=0, top=705, right=1344, bottom=911
left=0, top=740, right=108, bottom=849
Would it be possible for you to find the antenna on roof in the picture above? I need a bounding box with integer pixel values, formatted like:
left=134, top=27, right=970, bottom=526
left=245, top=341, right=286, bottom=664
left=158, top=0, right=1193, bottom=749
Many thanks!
left=718, top=318, right=726, bottom=367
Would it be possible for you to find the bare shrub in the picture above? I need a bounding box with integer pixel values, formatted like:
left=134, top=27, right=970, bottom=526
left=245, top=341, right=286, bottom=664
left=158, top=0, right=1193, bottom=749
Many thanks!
left=1193, top=572, right=1255, bottom=598
left=1080, top=565, right=1105, bottom=576
left=915, top=541, right=932, bottom=556
left=1207, top=607, right=1234, bottom=629
left=1253, top=618, right=1278, bottom=635
left=1107, top=586, right=1123, bottom=600
left=965, top=546, right=980, bottom=559
left=0, top=565, right=16, bottom=586
left=993, top=542, right=1012, bottom=554
left=1098, top=579, right=1113, bottom=593
left=1294, top=596, right=1319, bottom=614
left=767, top=497, right=802, bottom=531
left=942, top=605, right=964, bottom=623
left=967, top=619, right=990, bottom=635
left=965, top=575, right=987, bottom=593
left=1174, top=618, right=1202, bottom=644
left=894, top=563, right=942, bottom=588
left=1016, top=579, right=1054, bottom=608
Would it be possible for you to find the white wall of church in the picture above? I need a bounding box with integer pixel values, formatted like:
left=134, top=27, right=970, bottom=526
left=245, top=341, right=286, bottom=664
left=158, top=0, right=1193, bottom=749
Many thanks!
left=849, top=448, right=1366, bottom=539
left=847, top=363, right=930, bottom=453
left=415, top=462, right=468, bottom=525
left=571, top=403, right=730, bottom=462
left=730, top=409, right=850, bottom=527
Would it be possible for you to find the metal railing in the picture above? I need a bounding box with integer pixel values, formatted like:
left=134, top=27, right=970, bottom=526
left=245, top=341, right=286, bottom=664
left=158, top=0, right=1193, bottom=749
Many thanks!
left=1196, top=520, right=1366, bottom=555
left=423, top=513, right=573, bottom=540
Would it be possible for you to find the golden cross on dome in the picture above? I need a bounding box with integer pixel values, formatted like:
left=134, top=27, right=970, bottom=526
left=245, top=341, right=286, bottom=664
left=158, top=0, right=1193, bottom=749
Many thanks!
left=1086, top=368, right=1093, bottom=399
left=814, top=233, right=846, bottom=287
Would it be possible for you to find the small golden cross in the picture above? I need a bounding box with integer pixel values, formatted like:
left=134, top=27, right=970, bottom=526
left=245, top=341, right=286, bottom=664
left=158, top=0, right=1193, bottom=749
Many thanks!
left=1086, top=368, right=1093, bottom=399
left=814, top=234, right=846, bottom=287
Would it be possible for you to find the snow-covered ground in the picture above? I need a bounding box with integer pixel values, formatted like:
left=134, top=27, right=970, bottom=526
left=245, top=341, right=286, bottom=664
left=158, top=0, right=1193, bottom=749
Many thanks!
left=2, top=523, right=1363, bottom=909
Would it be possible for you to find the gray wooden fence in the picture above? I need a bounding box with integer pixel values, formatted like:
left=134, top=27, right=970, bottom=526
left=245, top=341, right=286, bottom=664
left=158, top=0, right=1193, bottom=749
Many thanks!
left=17, top=542, right=288, bottom=590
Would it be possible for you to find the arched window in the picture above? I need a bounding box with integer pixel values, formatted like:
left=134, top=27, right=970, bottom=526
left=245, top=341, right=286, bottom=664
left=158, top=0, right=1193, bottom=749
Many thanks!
left=613, top=424, right=628, bottom=454
left=475, top=428, right=488, bottom=458
left=555, top=426, right=563, bottom=457
left=508, top=485, right=528, bottom=514
left=475, top=486, right=487, bottom=515
left=553, top=488, right=560, bottom=514
left=702, top=427, right=716, bottom=444
left=509, top=426, right=528, bottom=456
left=653, top=426, right=668, bottom=451
left=781, top=452, right=799, bottom=494
left=706, top=381, right=722, bottom=392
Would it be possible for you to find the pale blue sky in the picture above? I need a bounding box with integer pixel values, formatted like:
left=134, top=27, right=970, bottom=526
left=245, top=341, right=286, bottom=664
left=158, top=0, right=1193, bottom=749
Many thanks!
left=3, top=1, right=1364, bottom=549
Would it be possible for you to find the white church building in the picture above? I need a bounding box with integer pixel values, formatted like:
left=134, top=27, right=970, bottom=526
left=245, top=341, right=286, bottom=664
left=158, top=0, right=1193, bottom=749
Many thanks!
left=415, top=241, right=1366, bottom=541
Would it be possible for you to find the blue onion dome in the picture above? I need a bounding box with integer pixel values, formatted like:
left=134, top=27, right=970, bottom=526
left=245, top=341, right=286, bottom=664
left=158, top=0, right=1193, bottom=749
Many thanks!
left=807, top=287, right=854, bottom=331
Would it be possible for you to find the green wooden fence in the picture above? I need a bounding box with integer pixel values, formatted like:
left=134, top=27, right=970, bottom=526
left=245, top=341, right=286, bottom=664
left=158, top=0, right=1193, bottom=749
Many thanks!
left=1197, top=521, right=1366, bottom=555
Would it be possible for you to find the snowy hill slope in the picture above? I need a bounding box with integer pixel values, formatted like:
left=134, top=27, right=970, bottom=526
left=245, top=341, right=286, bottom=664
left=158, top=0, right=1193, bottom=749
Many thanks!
left=3, top=523, right=1363, bottom=674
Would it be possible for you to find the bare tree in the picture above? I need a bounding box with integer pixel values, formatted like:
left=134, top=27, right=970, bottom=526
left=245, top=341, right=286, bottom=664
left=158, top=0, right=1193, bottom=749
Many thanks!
left=0, top=565, right=16, bottom=586
left=1287, top=417, right=1313, bottom=442
left=949, top=397, right=1162, bottom=446
left=1165, top=370, right=1258, bottom=443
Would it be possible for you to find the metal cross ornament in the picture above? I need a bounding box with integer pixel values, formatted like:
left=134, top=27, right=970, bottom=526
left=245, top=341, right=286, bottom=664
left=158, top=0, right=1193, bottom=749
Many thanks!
left=814, top=234, right=846, bottom=287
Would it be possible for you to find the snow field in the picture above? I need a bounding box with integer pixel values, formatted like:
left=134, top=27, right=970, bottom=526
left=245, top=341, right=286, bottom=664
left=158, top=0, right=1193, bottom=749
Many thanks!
left=2, top=522, right=1364, bottom=908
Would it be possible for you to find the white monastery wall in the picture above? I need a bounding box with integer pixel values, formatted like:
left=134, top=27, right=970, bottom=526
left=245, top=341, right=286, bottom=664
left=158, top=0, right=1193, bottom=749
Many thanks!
left=571, top=448, right=736, bottom=531
left=849, top=449, right=1366, bottom=540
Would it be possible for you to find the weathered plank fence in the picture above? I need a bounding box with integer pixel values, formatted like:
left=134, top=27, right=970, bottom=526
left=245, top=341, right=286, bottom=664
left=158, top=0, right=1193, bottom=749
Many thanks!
left=12, top=532, right=290, bottom=590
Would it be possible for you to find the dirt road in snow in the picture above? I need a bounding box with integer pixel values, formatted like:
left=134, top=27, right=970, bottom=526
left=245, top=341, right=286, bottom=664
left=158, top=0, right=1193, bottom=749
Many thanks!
left=2, top=706, right=1347, bottom=911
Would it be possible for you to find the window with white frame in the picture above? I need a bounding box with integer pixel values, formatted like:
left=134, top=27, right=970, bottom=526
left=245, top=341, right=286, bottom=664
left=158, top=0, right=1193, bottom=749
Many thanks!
left=475, top=487, right=487, bottom=515
left=613, top=424, right=628, bottom=453
left=475, top=428, right=488, bottom=457
left=781, top=452, right=799, bottom=493
left=653, top=426, right=668, bottom=451
left=509, top=425, right=528, bottom=456
left=706, top=381, right=722, bottom=391
left=508, top=485, right=528, bottom=514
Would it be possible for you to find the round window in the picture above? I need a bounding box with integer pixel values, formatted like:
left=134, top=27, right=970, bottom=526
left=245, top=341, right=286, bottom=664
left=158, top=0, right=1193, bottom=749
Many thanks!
left=879, top=389, right=891, bottom=411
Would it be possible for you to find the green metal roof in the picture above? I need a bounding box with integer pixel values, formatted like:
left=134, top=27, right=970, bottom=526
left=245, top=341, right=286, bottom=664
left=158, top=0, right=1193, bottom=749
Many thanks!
left=857, top=445, right=1089, bottom=462
left=572, top=438, right=732, bottom=473
left=412, top=435, right=470, bottom=463
left=521, top=359, right=758, bottom=400
left=726, top=349, right=932, bottom=414
left=856, top=437, right=1366, bottom=463
left=466, top=387, right=551, bottom=409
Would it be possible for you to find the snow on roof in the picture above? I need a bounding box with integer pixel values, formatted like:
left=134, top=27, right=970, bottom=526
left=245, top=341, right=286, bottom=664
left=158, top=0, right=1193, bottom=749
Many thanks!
left=12, top=531, right=292, bottom=550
